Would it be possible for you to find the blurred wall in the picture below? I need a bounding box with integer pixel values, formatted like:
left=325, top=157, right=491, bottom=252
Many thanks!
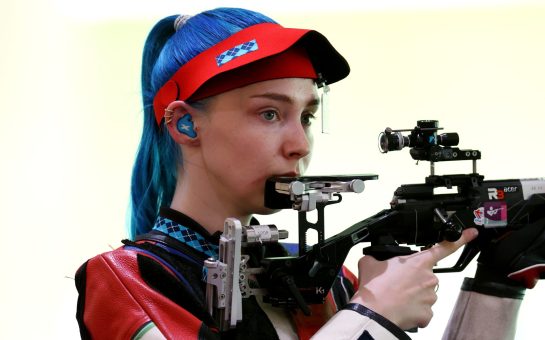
left=1, top=1, right=544, bottom=338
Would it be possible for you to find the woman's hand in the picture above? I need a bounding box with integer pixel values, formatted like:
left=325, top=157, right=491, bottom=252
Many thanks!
left=350, top=228, right=478, bottom=330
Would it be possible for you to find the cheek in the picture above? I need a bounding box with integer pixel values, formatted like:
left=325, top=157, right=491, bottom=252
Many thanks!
left=299, top=131, right=314, bottom=173
left=307, top=130, right=314, bottom=150
left=239, top=137, right=277, bottom=172
left=206, top=127, right=273, bottom=176
left=300, top=155, right=312, bottom=174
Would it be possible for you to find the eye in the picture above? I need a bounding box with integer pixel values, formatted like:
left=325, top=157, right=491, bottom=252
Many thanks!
left=260, top=110, right=280, bottom=121
left=301, top=113, right=316, bottom=127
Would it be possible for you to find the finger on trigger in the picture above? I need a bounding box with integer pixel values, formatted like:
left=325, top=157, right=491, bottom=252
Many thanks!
left=431, top=228, right=478, bottom=262
left=416, top=228, right=479, bottom=267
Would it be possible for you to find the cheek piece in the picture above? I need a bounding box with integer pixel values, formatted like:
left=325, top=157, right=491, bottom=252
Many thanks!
left=176, top=113, right=197, bottom=138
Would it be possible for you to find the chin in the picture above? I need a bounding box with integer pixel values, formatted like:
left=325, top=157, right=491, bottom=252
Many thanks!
left=253, top=206, right=280, bottom=215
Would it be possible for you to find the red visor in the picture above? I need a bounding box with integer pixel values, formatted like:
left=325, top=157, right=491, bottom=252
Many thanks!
left=153, top=22, right=350, bottom=125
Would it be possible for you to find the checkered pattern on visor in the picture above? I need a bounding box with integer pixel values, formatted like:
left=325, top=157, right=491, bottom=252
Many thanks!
left=216, top=39, right=258, bottom=66
left=153, top=216, right=219, bottom=258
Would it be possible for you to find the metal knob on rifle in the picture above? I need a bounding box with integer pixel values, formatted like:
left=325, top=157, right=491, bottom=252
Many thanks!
left=434, top=208, right=462, bottom=241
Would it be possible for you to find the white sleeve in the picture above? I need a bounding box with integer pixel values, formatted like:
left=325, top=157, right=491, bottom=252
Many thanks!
left=312, top=304, right=411, bottom=340
left=134, top=323, right=167, bottom=340
left=442, top=279, right=523, bottom=340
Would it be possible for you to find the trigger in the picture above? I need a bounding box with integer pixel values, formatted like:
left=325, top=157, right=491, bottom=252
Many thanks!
left=434, top=242, right=480, bottom=273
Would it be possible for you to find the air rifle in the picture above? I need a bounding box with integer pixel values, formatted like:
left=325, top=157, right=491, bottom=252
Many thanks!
left=206, top=120, right=545, bottom=330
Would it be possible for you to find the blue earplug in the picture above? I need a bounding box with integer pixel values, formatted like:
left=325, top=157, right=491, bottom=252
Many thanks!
left=176, top=114, right=197, bottom=138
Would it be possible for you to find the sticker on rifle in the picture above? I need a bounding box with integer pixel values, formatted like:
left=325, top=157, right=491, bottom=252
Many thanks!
left=252, top=225, right=272, bottom=242
left=487, top=188, right=504, bottom=200
left=473, top=202, right=507, bottom=228
left=520, top=178, right=545, bottom=200
left=484, top=201, right=508, bottom=227
left=473, top=207, right=485, bottom=226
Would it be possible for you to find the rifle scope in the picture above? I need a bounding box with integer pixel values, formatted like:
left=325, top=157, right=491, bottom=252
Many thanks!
left=378, top=120, right=459, bottom=154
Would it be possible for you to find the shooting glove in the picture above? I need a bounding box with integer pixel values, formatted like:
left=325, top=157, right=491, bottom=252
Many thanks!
left=464, top=217, right=545, bottom=298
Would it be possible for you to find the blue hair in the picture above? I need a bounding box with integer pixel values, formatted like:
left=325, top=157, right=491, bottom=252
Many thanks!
left=129, top=8, right=277, bottom=239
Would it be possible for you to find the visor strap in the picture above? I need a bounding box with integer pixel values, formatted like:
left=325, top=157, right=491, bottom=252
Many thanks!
left=318, top=74, right=331, bottom=134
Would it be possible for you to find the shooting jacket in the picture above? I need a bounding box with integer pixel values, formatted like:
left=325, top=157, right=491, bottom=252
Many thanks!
left=75, top=208, right=410, bottom=340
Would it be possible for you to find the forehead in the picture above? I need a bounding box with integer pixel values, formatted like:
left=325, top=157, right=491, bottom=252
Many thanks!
left=219, top=78, right=319, bottom=105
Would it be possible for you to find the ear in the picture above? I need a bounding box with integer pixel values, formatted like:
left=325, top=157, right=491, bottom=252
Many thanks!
left=164, top=101, right=200, bottom=146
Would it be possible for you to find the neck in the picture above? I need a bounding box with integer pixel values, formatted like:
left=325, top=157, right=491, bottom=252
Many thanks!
left=170, top=167, right=253, bottom=234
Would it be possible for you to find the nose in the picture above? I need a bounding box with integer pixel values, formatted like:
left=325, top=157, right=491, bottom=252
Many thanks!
left=283, top=122, right=311, bottom=160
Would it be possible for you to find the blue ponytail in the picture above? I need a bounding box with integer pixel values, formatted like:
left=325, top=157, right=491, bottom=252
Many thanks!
left=129, top=8, right=277, bottom=239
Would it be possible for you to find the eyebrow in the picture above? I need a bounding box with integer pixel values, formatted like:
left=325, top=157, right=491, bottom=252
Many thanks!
left=250, top=92, right=320, bottom=107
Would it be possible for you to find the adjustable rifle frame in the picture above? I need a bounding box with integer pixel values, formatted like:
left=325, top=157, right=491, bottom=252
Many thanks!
left=205, top=120, right=545, bottom=331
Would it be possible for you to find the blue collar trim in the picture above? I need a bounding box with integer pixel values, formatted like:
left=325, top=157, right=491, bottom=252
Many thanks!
left=153, top=216, right=219, bottom=258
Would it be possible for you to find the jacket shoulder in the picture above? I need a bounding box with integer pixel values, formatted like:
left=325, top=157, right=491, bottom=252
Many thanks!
left=75, top=246, right=212, bottom=339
